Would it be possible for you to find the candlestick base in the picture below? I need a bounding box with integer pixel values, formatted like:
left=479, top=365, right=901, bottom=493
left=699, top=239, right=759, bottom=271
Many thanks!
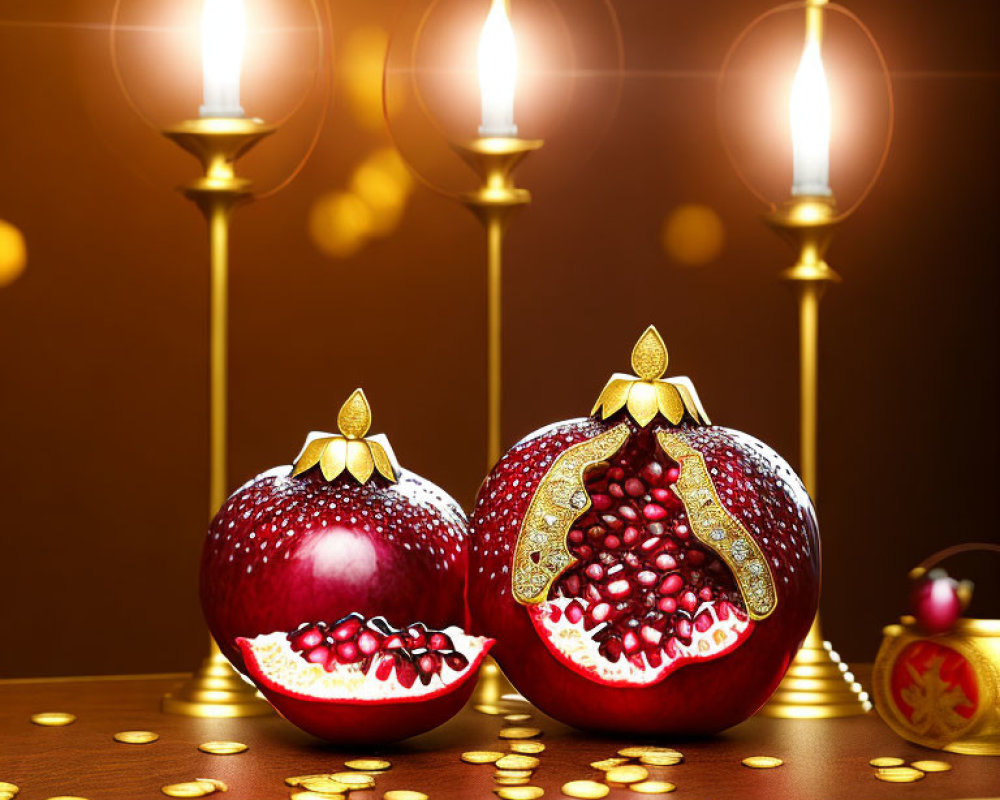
left=452, top=137, right=544, bottom=224
left=162, top=645, right=273, bottom=718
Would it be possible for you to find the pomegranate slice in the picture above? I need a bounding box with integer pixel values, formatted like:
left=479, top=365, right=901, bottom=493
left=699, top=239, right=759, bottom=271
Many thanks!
left=238, top=614, right=493, bottom=743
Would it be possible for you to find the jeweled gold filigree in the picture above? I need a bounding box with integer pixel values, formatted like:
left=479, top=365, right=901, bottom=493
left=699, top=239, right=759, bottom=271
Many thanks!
left=292, top=389, right=399, bottom=484
left=512, top=425, right=630, bottom=604
left=591, top=326, right=710, bottom=428
left=656, top=431, right=776, bottom=620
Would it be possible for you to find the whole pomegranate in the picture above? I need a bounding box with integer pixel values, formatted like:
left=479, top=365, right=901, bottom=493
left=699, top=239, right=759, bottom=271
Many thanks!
left=201, top=389, right=492, bottom=744
left=909, top=568, right=972, bottom=635
left=469, top=327, right=820, bottom=735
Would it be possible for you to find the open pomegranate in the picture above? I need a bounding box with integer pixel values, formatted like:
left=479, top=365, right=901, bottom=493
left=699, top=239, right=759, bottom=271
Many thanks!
left=201, top=389, right=491, bottom=743
left=469, top=327, right=820, bottom=735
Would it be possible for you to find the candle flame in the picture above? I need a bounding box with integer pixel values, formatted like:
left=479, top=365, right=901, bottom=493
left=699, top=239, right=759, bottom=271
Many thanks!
left=789, top=37, right=831, bottom=196
left=477, top=0, right=517, bottom=137
left=201, top=0, right=246, bottom=117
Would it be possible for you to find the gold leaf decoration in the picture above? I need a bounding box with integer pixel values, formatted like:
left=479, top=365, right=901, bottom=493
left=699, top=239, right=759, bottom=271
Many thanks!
left=631, top=325, right=668, bottom=380
left=338, top=388, right=372, bottom=439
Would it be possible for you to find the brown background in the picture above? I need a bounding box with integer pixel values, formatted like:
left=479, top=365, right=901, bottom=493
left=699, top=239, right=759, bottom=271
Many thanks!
left=0, top=0, right=998, bottom=678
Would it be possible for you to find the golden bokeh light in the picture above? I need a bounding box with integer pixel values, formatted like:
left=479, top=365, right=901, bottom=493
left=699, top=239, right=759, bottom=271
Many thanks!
left=341, top=25, right=392, bottom=132
left=661, top=204, right=725, bottom=267
left=0, top=219, right=27, bottom=287
left=309, top=191, right=374, bottom=259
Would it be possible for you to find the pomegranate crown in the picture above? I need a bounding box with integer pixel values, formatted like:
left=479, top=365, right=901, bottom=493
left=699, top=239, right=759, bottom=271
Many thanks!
left=591, top=326, right=710, bottom=428
left=291, top=388, right=400, bottom=484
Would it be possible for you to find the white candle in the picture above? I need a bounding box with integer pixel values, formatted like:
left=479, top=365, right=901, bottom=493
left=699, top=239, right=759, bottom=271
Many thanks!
left=477, top=0, right=518, bottom=137
left=200, top=0, right=246, bottom=118
left=789, top=36, right=832, bottom=196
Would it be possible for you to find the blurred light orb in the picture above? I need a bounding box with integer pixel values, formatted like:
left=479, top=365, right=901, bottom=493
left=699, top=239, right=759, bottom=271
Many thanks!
left=309, top=192, right=374, bottom=259
left=342, top=25, right=392, bottom=133
left=661, top=204, right=725, bottom=267
left=350, top=148, right=415, bottom=236
left=0, top=220, right=27, bottom=287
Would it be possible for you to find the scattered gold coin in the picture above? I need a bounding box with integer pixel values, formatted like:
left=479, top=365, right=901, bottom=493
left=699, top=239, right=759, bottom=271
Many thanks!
left=494, top=775, right=531, bottom=786
left=0, top=783, right=18, bottom=796
left=43, top=797, right=89, bottom=800
left=113, top=730, right=159, bottom=745
left=345, top=758, right=391, bottom=772
left=560, top=781, right=609, bottom=799
left=510, top=741, right=546, bottom=754
left=639, top=752, right=684, bottom=766
left=618, top=746, right=681, bottom=758
left=741, top=756, right=783, bottom=769
left=496, top=770, right=534, bottom=780
left=476, top=704, right=513, bottom=715
left=160, top=781, right=216, bottom=798
left=869, top=756, right=905, bottom=768
left=504, top=714, right=532, bottom=722
left=300, top=777, right=350, bottom=793
left=328, top=772, right=376, bottom=789
left=290, top=792, right=344, bottom=800
left=198, top=741, right=247, bottom=755
left=383, top=792, right=428, bottom=800
left=496, top=788, right=544, bottom=800
left=496, top=755, right=540, bottom=771
left=910, top=760, right=951, bottom=773
left=30, top=712, right=76, bottom=727
left=875, top=767, right=925, bottom=783
left=285, top=775, right=326, bottom=787
left=194, top=780, right=227, bottom=793
left=630, top=782, right=676, bottom=795
left=590, top=758, right=630, bottom=771
left=499, top=727, right=542, bottom=740
left=605, top=765, right=649, bottom=784
left=463, top=751, right=505, bottom=764
left=0, top=793, right=14, bottom=800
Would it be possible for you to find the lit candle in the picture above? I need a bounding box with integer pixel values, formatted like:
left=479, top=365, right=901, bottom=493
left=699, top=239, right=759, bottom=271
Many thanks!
left=789, top=33, right=831, bottom=196
left=477, top=0, right=518, bottom=137
left=200, top=0, right=246, bottom=118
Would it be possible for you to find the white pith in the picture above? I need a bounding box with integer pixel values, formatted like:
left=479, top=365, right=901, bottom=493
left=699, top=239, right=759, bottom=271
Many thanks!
left=531, top=596, right=751, bottom=687
left=244, top=626, right=488, bottom=701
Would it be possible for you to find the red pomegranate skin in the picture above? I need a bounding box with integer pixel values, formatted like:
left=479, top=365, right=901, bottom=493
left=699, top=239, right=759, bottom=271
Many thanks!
left=201, top=466, right=469, bottom=672
left=910, top=573, right=962, bottom=634
left=469, top=416, right=820, bottom=735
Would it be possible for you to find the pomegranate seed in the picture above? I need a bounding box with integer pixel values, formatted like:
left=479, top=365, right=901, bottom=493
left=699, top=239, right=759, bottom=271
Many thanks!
left=676, top=618, right=693, bottom=642
left=641, top=625, right=662, bottom=645
left=643, top=503, right=667, bottom=521
left=622, top=526, right=640, bottom=545
left=383, top=634, right=404, bottom=650
left=585, top=583, right=603, bottom=603
left=563, top=574, right=581, bottom=595
left=606, top=579, right=631, bottom=599
left=444, top=652, right=468, bottom=671
left=699, top=586, right=714, bottom=602
left=599, top=637, right=622, bottom=663
left=694, top=612, right=714, bottom=633
left=569, top=529, right=585, bottom=544
left=658, top=597, right=677, bottom=613
left=336, top=641, right=360, bottom=663
left=609, top=467, right=625, bottom=481
left=407, top=625, right=427, bottom=648
left=395, top=658, right=418, bottom=689
left=332, top=616, right=361, bottom=641
left=636, top=570, right=658, bottom=587
left=640, top=537, right=660, bottom=552
left=675, top=523, right=690, bottom=539
left=658, top=574, right=684, bottom=595
left=591, top=494, right=612, bottom=511
left=619, top=505, right=639, bottom=522
left=665, top=637, right=680, bottom=658
left=622, top=630, right=641, bottom=654
left=418, top=653, right=441, bottom=675
left=585, top=563, right=605, bottom=581
left=680, top=590, right=699, bottom=612
left=687, top=550, right=706, bottom=566
left=305, top=646, right=328, bottom=664
left=717, top=601, right=732, bottom=621
left=291, top=626, right=324, bottom=650
left=652, top=487, right=673, bottom=503
left=640, top=461, right=663, bottom=484
left=429, top=632, right=453, bottom=651
left=666, top=466, right=680, bottom=483
left=565, top=600, right=585, bottom=624
left=655, top=553, right=677, bottom=570
left=603, top=535, right=621, bottom=550
left=646, top=647, right=663, bottom=667
left=587, top=525, right=604, bottom=540
left=608, top=483, right=625, bottom=498
left=591, top=602, right=612, bottom=622
left=577, top=545, right=593, bottom=560
left=602, top=515, right=624, bottom=531
left=647, top=522, right=665, bottom=536
left=548, top=605, right=562, bottom=622
left=357, top=630, right=381, bottom=656
left=625, top=478, right=646, bottom=497
left=375, top=656, right=394, bottom=681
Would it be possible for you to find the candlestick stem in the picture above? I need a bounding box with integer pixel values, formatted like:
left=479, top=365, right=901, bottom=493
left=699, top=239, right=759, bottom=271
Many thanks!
left=486, top=214, right=504, bottom=465
left=160, top=117, right=276, bottom=718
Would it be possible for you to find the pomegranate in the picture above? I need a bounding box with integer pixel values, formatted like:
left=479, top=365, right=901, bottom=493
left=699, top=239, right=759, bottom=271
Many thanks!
left=909, top=569, right=971, bottom=635
left=201, top=389, right=490, bottom=743
left=469, top=327, right=820, bottom=735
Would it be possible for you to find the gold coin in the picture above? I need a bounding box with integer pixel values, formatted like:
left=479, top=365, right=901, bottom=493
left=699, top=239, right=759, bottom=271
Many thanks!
left=496, top=788, right=544, bottom=800
left=560, top=781, right=609, bottom=799
left=300, top=777, right=351, bottom=793
left=869, top=756, right=905, bottom=768
left=630, top=782, right=676, bottom=795
left=114, top=730, right=159, bottom=745
left=345, top=758, right=391, bottom=771
left=875, top=767, right=925, bottom=783
left=328, top=772, right=376, bottom=788
left=285, top=775, right=326, bottom=787
left=741, top=756, right=783, bottom=769
left=0, top=783, right=18, bottom=795
left=495, top=776, right=530, bottom=786
left=618, top=746, right=682, bottom=758
left=0, top=793, right=14, bottom=800
left=290, top=792, right=345, bottom=800
left=194, top=779, right=227, bottom=792
left=590, top=758, right=630, bottom=771
left=496, top=770, right=535, bottom=780
left=504, top=714, right=532, bottom=722
left=476, top=704, right=513, bottom=715
left=605, top=765, right=649, bottom=784
left=43, top=797, right=89, bottom=800
left=910, top=760, right=951, bottom=773
left=510, top=741, right=545, bottom=754
left=499, top=727, right=542, bottom=740
left=160, top=782, right=214, bottom=798
left=463, top=751, right=505, bottom=764
left=383, top=792, right=429, bottom=800
left=30, top=712, right=76, bottom=727
left=496, top=755, right=540, bottom=771
left=639, top=753, right=683, bottom=766
left=198, top=741, right=247, bottom=755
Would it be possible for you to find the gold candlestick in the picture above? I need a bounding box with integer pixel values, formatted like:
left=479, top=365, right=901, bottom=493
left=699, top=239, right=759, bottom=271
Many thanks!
left=757, top=195, right=871, bottom=718
left=453, top=135, right=542, bottom=703
left=453, top=136, right=543, bottom=468
left=160, top=117, right=276, bottom=717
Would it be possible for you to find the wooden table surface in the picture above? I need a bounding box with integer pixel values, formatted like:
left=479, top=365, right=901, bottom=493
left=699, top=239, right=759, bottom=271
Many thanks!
left=1, top=668, right=997, bottom=800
